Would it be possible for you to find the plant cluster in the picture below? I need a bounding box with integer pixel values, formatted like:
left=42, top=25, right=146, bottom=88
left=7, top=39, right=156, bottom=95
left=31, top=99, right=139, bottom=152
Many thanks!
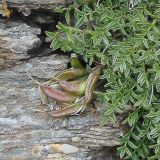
left=28, top=55, right=101, bottom=117
left=46, top=0, right=160, bottom=159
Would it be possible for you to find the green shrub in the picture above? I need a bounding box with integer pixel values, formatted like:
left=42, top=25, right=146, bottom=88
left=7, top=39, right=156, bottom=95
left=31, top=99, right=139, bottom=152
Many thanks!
left=46, top=0, right=160, bottom=159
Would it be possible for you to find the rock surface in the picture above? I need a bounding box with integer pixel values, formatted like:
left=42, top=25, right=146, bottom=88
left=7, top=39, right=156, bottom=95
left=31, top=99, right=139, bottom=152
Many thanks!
left=0, top=20, right=41, bottom=69
left=0, top=53, right=123, bottom=160
left=6, top=0, right=73, bottom=10
left=0, top=2, right=124, bottom=159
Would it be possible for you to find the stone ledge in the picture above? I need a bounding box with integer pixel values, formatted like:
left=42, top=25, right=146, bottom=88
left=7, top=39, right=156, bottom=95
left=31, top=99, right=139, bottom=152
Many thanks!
left=0, top=54, right=123, bottom=160
left=6, top=0, right=73, bottom=10
left=0, top=21, right=41, bottom=69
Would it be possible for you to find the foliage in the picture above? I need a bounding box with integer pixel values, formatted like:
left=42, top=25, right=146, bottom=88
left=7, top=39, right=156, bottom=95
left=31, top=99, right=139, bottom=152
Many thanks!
left=46, top=0, right=160, bottom=159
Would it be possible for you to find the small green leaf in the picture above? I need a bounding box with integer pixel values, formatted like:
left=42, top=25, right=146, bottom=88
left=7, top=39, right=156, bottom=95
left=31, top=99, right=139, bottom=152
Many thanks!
left=54, top=6, right=66, bottom=13
left=75, top=8, right=84, bottom=17
left=149, top=154, right=158, bottom=160
left=106, top=17, right=121, bottom=29
left=45, top=31, right=56, bottom=38
left=75, top=16, right=85, bottom=28
left=143, top=39, right=149, bottom=48
left=137, top=72, right=145, bottom=85
left=117, top=146, right=126, bottom=158
left=137, top=149, right=145, bottom=158
left=65, top=9, right=70, bottom=25
left=128, top=140, right=138, bottom=149
left=155, top=49, right=160, bottom=56
left=125, top=146, right=132, bottom=156
left=50, top=38, right=60, bottom=50
left=56, top=22, right=68, bottom=32
left=83, top=5, right=92, bottom=12
left=147, top=33, right=154, bottom=41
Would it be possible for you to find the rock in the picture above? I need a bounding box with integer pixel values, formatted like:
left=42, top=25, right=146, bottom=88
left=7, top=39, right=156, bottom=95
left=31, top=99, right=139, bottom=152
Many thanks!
left=71, top=137, right=81, bottom=143
left=0, top=21, right=41, bottom=69
left=7, top=0, right=73, bottom=10
left=31, top=146, right=45, bottom=158
left=0, top=54, right=124, bottom=160
left=45, top=144, right=79, bottom=154
left=47, top=153, right=63, bottom=158
left=61, top=144, right=79, bottom=154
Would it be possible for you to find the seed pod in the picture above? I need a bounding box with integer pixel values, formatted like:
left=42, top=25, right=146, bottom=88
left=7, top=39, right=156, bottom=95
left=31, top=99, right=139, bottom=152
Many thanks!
left=27, top=70, right=78, bottom=103
left=54, top=68, right=88, bottom=81
left=50, top=77, right=87, bottom=96
left=84, top=66, right=102, bottom=106
left=47, top=101, right=84, bottom=117
left=70, top=54, right=84, bottom=69
left=59, top=80, right=87, bottom=96
left=42, top=85, right=77, bottom=103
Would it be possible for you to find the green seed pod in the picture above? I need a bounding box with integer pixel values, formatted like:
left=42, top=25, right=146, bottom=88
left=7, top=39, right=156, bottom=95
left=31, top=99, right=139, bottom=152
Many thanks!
left=70, top=54, right=84, bottom=70
left=84, top=66, right=102, bottom=106
left=59, top=80, right=87, bottom=96
left=53, top=68, right=88, bottom=81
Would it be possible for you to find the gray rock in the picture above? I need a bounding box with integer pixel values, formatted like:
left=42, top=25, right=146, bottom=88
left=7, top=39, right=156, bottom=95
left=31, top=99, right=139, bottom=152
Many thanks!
left=47, top=153, right=63, bottom=159
left=7, top=0, right=73, bottom=10
left=0, top=23, right=6, bottom=30
left=60, top=144, right=79, bottom=154
left=71, top=137, right=81, bottom=143
left=0, top=21, right=41, bottom=69
left=0, top=54, right=123, bottom=160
